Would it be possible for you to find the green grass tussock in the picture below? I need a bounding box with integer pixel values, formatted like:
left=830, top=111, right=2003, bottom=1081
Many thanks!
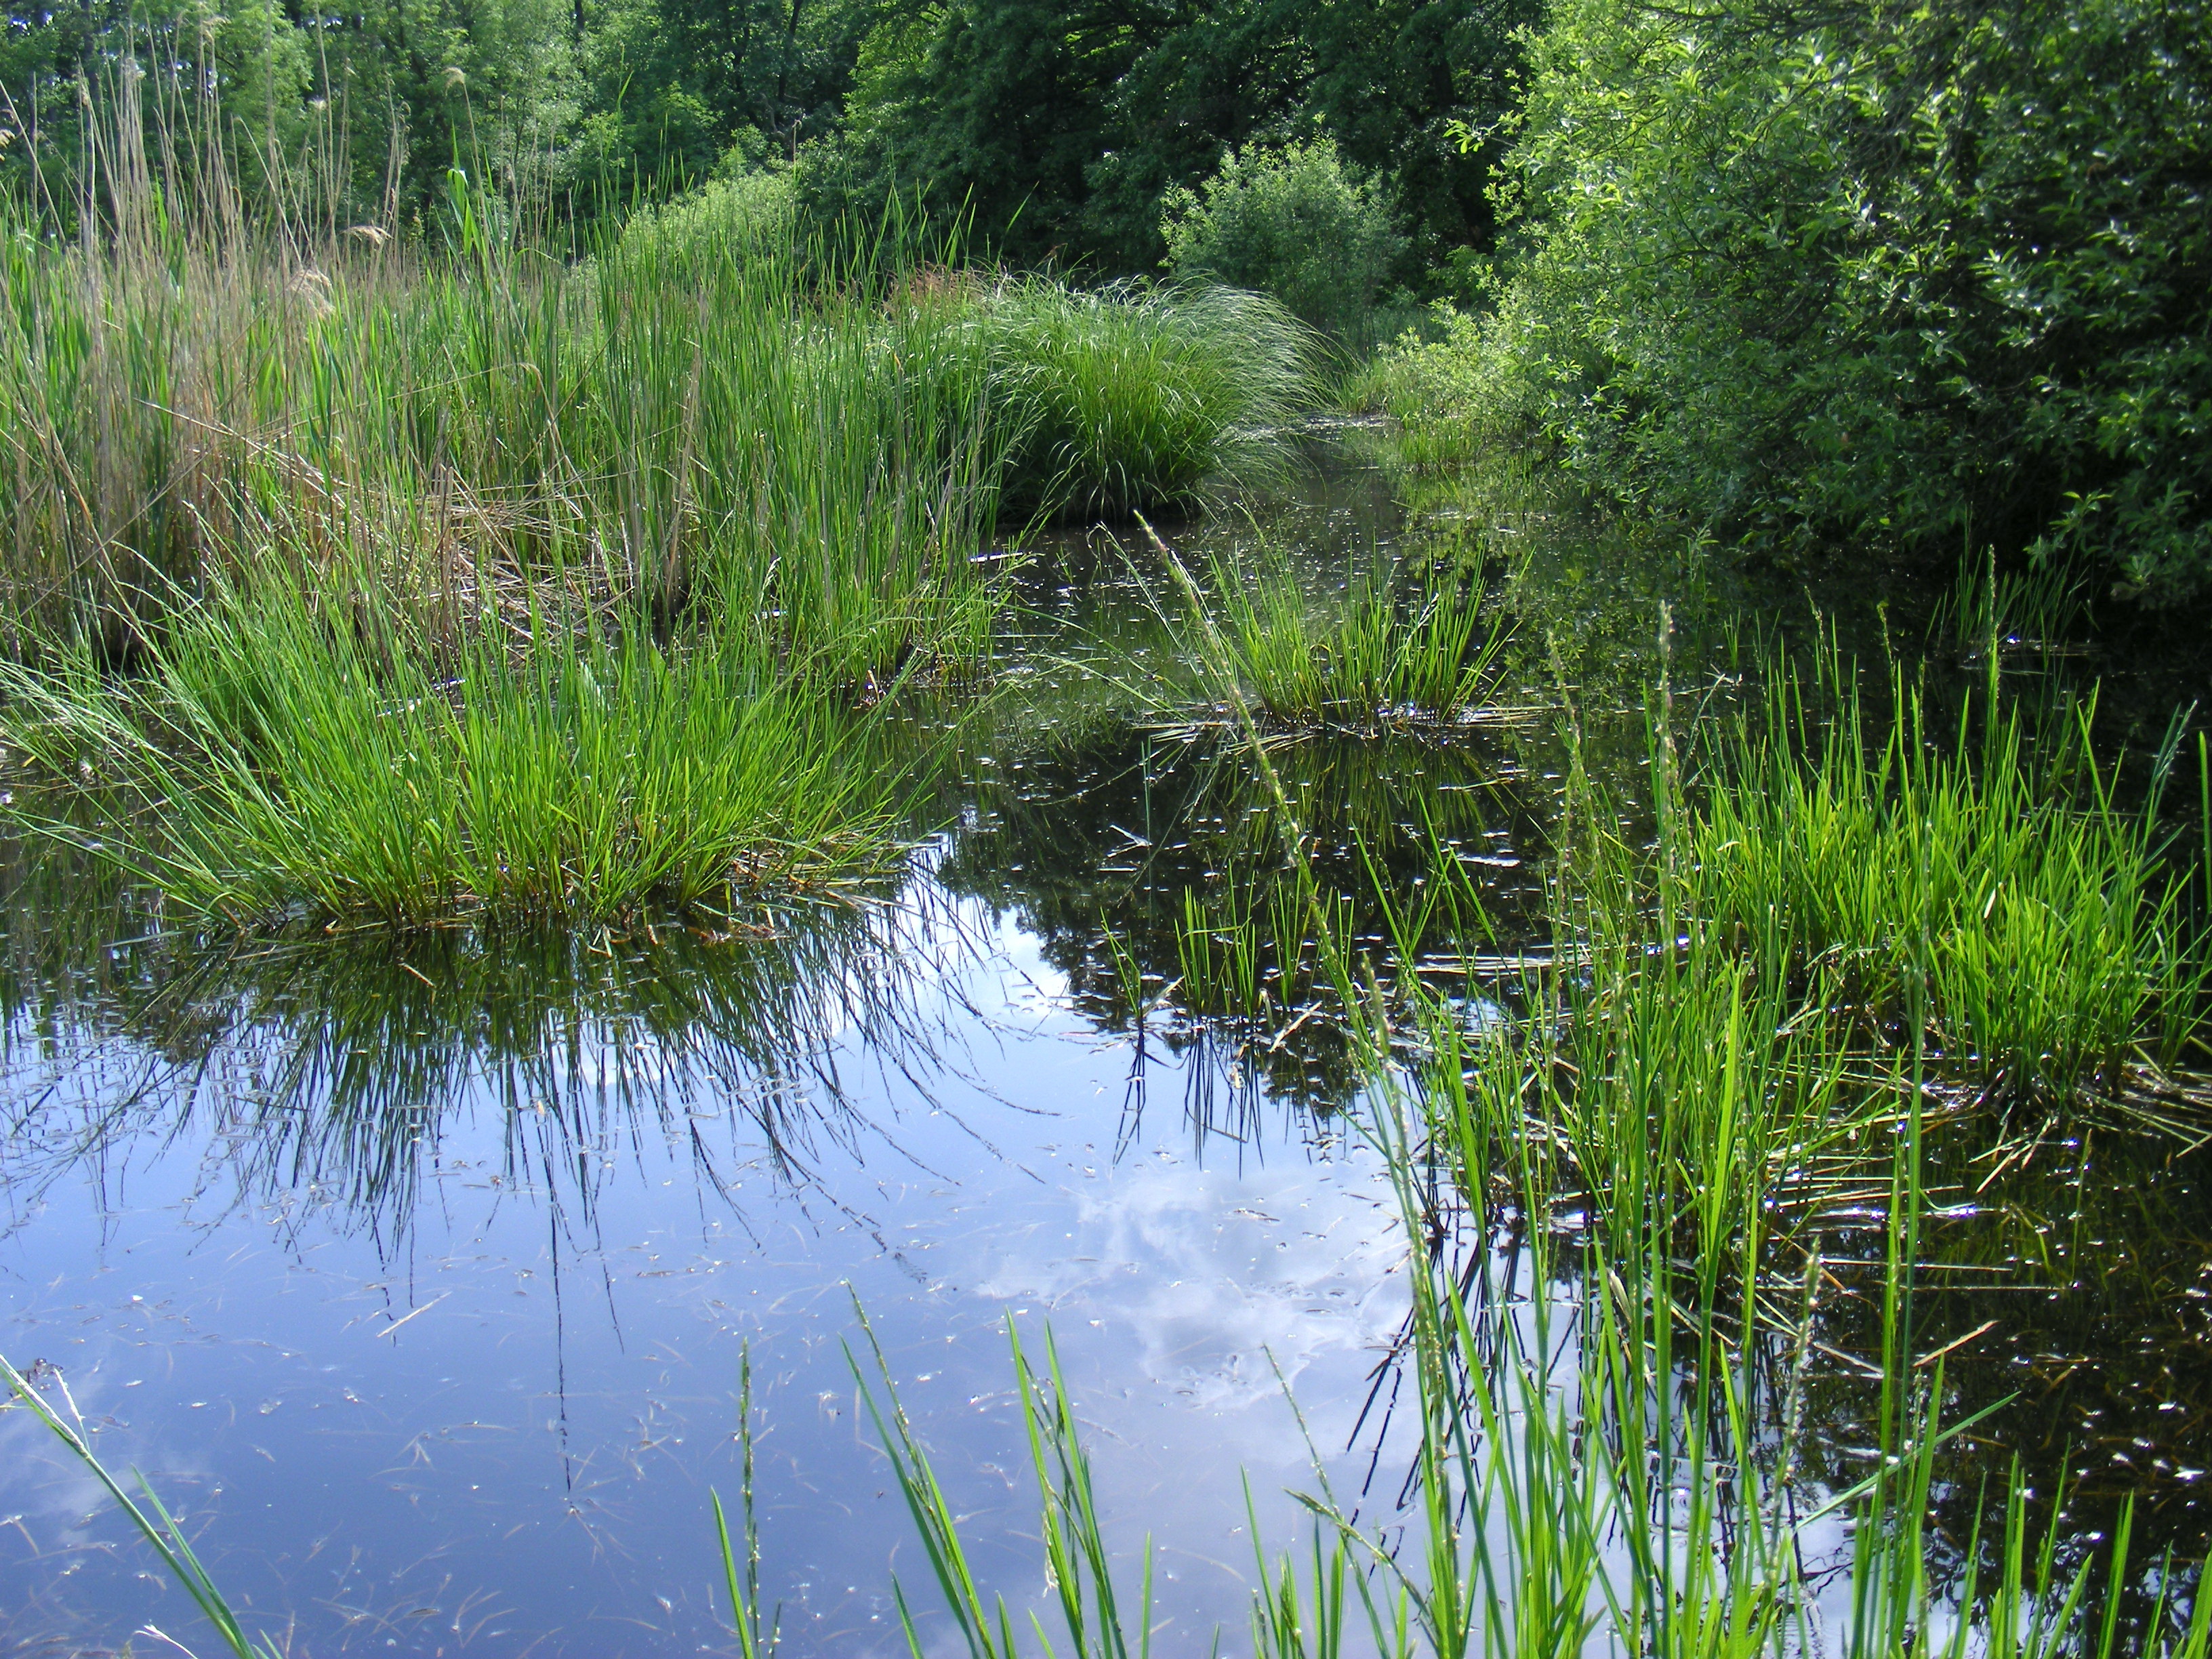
left=1686, top=670, right=2210, bottom=1099
left=1172, top=541, right=1509, bottom=731
left=0, top=580, right=903, bottom=926
left=974, top=278, right=1313, bottom=520
left=1355, top=308, right=1494, bottom=473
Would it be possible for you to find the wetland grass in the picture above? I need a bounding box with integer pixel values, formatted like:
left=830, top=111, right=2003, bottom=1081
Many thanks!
left=0, top=146, right=1321, bottom=926
left=1685, top=667, right=2211, bottom=1099
left=0, top=176, right=1313, bottom=676
left=13, top=682, right=2212, bottom=1656
left=0, top=191, right=1004, bottom=681
left=1151, top=539, right=1511, bottom=733
left=0, top=577, right=907, bottom=925
left=974, top=278, right=1314, bottom=520
left=9, top=304, right=2211, bottom=1646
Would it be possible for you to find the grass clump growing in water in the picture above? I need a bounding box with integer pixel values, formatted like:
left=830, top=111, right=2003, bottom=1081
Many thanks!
left=972, top=278, right=1313, bottom=520
left=0, top=578, right=905, bottom=926
left=0, top=145, right=1321, bottom=924
left=1685, top=666, right=2211, bottom=1099
left=1168, top=540, right=1510, bottom=731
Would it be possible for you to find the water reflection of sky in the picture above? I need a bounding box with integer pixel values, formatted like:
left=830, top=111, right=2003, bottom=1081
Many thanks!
left=0, top=896, right=1408, bottom=1657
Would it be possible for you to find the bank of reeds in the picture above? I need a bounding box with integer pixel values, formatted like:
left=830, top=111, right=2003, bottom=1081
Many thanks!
left=0, top=149, right=1313, bottom=678
left=0, top=192, right=1007, bottom=681
left=0, top=127, right=1319, bottom=923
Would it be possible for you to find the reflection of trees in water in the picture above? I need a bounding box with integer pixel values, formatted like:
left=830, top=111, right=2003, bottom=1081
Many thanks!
left=1788, top=1125, right=2212, bottom=1624
left=0, top=847, right=983, bottom=1248
left=931, top=724, right=1557, bottom=1118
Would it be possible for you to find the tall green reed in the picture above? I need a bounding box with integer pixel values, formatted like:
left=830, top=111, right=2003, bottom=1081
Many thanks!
left=1, top=1351, right=285, bottom=1659
left=0, top=159, right=1315, bottom=682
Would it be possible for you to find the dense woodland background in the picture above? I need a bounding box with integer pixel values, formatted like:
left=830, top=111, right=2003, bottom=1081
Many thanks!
left=3, top=0, right=2210, bottom=603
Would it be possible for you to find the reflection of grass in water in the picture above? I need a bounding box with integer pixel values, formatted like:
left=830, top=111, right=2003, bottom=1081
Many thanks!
left=14, top=518, right=2212, bottom=1650
left=931, top=716, right=1542, bottom=1116
left=0, top=888, right=977, bottom=1239
left=26, top=984, right=2212, bottom=1659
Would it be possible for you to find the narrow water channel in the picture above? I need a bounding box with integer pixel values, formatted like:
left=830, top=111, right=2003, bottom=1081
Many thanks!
left=0, top=436, right=2205, bottom=1654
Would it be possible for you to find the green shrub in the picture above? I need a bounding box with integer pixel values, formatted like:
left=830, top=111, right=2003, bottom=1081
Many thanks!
left=1432, top=0, right=2212, bottom=600
left=1160, top=135, right=1406, bottom=340
left=611, top=172, right=798, bottom=270
left=1366, top=305, right=1494, bottom=470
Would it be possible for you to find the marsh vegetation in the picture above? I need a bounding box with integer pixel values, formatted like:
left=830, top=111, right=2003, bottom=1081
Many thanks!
left=1, top=22, right=2211, bottom=1659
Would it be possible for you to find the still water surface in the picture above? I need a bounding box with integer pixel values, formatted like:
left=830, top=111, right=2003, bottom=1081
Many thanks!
left=0, top=882, right=1415, bottom=1654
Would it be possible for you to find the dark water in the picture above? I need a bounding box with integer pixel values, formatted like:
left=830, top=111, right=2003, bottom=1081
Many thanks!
left=0, top=437, right=2206, bottom=1655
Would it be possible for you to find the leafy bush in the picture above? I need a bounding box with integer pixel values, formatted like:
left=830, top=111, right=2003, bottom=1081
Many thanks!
left=1434, top=0, right=2212, bottom=601
left=1160, top=135, right=1406, bottom=340
left=1365, top=305, right=1492, bottom=469
left=612, top=173, right=798, bottom=269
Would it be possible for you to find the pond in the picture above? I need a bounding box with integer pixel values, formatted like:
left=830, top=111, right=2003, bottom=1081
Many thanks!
left=0, top=434, right=2207, bottom=1656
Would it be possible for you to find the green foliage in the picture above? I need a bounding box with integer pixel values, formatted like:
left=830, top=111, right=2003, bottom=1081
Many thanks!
left=1161, top=134, right=1406, bottom=339
left=610, top=169, right=797, bottom=261
left=1366, top=305, right=1490, bottom=470
left=819, top=0, right=1533, bottom=271
left=0, top=194, right=1010, bottom=679
left=0, top=0, right=1529, bottom=279
left=571, top=0, right=876, bottom=198
left=1169, top=542, right=1511, bottom=730
left=1685, top=670, right=2211, bottom=1097
left=1435, top=0, right=2212, bottom=599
